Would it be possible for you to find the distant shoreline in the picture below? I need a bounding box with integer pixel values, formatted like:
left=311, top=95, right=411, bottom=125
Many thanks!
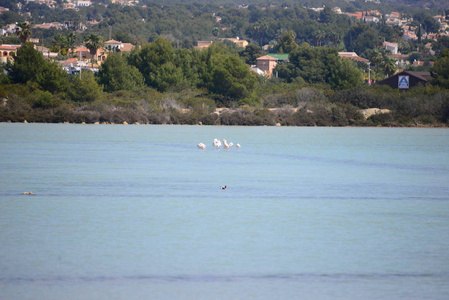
left=2, top=121, right=447, bottom=128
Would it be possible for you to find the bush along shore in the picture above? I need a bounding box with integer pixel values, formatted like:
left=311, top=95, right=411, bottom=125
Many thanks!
left=1, top=83, right=449, bottom=127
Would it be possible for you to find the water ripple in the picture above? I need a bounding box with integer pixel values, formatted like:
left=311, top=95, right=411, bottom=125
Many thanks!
left=2, top=272, right=449, bottom=284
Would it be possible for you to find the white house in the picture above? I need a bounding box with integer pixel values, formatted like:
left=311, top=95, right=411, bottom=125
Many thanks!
left=74, top=0, right=91, bottom=7
left=383, top=42, right=398, bottom=54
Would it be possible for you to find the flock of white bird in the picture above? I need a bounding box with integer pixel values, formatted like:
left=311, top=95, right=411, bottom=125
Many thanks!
left=197, top=138, right=240, bottom=150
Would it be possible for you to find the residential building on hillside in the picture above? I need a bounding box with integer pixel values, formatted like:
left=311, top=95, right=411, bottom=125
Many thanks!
left=389, top=53, right=409, bottom=68
left=0, top=44, right=20, bottom=63
left=195, top=41, right=213, bottom=49
left=331, top=7, right=342, bottom=14
left=33, top=22, right=65, bottom=30
left=63, top=2, right=76, bottom=9
left=35, top=45, right=58, bottom=58
left=256, top=55, right=277, bottom=76
left=362, top=15, right=380, bottom=23
left=383, top=42, right=398, bottom=54
left=104, top=40, right=135, bottom=52
left=74, top=0, right=91, bottom=7
left=378, top=71, right=432, bottom=90
left=345, top=12, right=363, bottom=20
left=195, top=38, right=248, bottom=49
left=255, top=54, right=288, bottom=77
left=58, top=57, right=90, bottom=74
left=338, top=52, right=370, bottom=63
left=2, top=24, right=18, bottom=35
left=219, top=37, right=249, bottom=48
left=403, top=30, right=418, bottom=41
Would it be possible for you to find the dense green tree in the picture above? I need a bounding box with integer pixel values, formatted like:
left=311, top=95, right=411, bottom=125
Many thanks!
left=329, top=58, right=363, bottom=90
left=203, top=53, right=258, bottom=104
left=6, top=43, right=68, bottom=94
left=432, top=49, right=449, bottom=89
left=97, top=53, right=144, bottom=92
left=5, top=43, right=44, bottom=84
left=128, top=37, right=186, bottom=91
left=174, top=48, right=201, bottom=87
left=344, top=23, right=381, bottom=56
left=432, top=36, right=449, bottom=55
left=288, top=44, right=340, bottom=84
left=275, top=30, right=298, bottom=54
left=68, top=71, right=103, bottom=102
left=0, top=11, right=24, bottom=27
left=38, top=60, right=69, bottom=94
left=239, top=44, right=262, bottom=65
left=319, top=6, right=336, bottom=24
left=422, top=16, right=440, bottom=33
left=277, top=43, right=363, bottom=90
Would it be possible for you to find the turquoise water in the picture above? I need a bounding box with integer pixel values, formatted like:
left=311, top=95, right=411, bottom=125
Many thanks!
left=1, top=123, right=449, bottom=299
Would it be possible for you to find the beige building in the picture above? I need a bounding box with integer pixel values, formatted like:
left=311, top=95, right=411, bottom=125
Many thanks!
left=0, top=45, right=20, bottom=63
left=256, top=55, right=278, bottom=76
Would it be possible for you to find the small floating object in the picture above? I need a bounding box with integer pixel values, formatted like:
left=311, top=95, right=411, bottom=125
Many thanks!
left=221, top=185, right=227, bottom=190
left=197, top=142, right=206, bottom=150
left=22, top=192, right=34, bottom=195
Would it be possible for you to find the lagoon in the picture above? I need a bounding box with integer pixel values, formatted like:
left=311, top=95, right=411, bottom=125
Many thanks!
left=1, top=124, right=449, bottom=299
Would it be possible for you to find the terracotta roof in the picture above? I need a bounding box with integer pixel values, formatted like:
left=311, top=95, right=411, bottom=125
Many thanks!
left=345, top=12, right=363, bottom=19
left=338, top=52, right=370, bottom=63
left=121, top=43, right=134, bottom=52
left=105, top=39, right=121, bottom=44
left=75, top=46, right=89, bottom=52
left=256, top=55, right=277, bottom=61
left=0, top=45, right=20, bottom=50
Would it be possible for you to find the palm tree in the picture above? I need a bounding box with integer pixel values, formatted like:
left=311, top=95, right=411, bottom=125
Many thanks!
left=252, top=22, right=268, bottom=46
left=84, top=33, right=104, bottom=67
left=53, top=34, right=66, bottom=55
left=66, top=32, right=77, bottom=57
left=380, top=55, right=397, bottom=77
left=15, top=22, right=32, bottom=44
left=314, top=30, right=326, bottom=47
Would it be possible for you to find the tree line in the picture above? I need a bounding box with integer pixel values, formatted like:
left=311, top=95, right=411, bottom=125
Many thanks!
left=1, top=38, right=449, bottom=126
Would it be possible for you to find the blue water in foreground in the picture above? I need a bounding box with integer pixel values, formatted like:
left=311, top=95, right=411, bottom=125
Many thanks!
left=1, top=123, right=449, bottom=300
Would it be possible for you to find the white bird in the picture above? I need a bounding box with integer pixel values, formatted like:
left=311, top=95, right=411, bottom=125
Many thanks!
left=236, top=143, right=241, bottom=149
left=228, top=142, right=234, bottom=149
left=213, top=138, right=221, bottom=149
left=197, top=142, right=206, bottom=150
left=222, top=138, right=229, bottom=150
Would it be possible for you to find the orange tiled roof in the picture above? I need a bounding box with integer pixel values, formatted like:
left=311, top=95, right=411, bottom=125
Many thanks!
left=256, top=55, right=277, bottom=61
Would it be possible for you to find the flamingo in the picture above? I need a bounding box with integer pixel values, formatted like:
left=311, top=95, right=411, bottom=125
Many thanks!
left=197, top=142, right=206, bottom=150
left=222, top=138, right=229, bottom=150
left=213, top=138, right=221, bottom=149
left=236, top=143, right=241, bottom=149
left=228, top=142, right=234, bottom=149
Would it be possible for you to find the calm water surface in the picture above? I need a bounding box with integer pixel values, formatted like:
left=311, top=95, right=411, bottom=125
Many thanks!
left=1, top=124, right=449, bottom=299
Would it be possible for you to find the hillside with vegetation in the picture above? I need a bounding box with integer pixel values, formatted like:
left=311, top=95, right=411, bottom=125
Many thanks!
left=0, top=0, right=449, bottom=126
